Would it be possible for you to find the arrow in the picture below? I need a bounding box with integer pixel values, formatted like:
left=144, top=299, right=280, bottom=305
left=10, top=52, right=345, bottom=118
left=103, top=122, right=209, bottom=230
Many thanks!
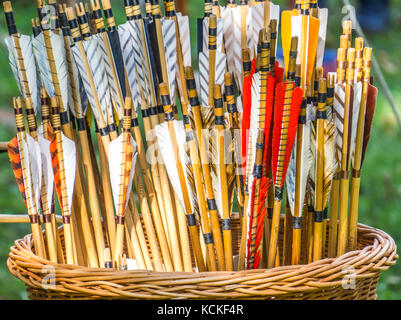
left=268, top=37, right=303, bottom=268
left=3, top=2, right=40, bottom=114
left=156, top=83, right=206, bottom=272
left=348, top=47, right=377, bottom=251
left=185, top=67, right=226, bottom=271
left=108, top=98, right=141, bottom=268
left=8, top=97, right=46, bottom=259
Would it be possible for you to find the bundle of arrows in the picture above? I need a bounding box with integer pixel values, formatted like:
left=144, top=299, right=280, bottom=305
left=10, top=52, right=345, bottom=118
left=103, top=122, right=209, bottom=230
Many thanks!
left=2, top=0, right=378, bottom=272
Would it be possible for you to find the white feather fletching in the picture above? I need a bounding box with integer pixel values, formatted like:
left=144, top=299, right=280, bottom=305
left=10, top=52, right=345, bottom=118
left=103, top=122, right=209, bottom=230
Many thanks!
left=64, top=34, right=87, bottom=117
left=230, top=6, right=243, bottom=89
left=5, top=35, right=40, bottom=114
left=177, top=13, right=192, bottom=67
left=96, top=33, right=120, bottom=122
left=333, top=83, right=346, bottom=162
left=22, top=134, right=42, bottom=212
left=250, top=4, right=264, bottom=54
left=286, top=122, right=313, bottom=216
left=249, top=2, right=281, bottom=57
left=316, top=8, right=328, bottom=68
left=296, top=121, right=313, bottom=217
left=127, top=21, right=150, bottom=104
left=71, top=43, right=101, bottom=126
left=32, top=33, right=55, bottom=98
left=71, top=37, right=111, bottom=126
left=286, top=142, right=296, bottom=215
left=38, top=127, right=55, bottom=212
left=198, top=51, right=227, bottom=107
left=155, top=120, right=194, bottom=214
left=108, top=134, right=138, bottom=215
left=350, top=82, right=362, bottom=166
left=162, top=18, right=177, bottom=104
left=307, top=102, right=316, bottom=122
left=49, top=31, right=70, bottom=110
left=118, top=23, right=140, bottom=109
left=246, top=72, right=261, bottom=189
left=5, top=38, right=22, bottom=93
left=221, top=6, right=234, bottom=73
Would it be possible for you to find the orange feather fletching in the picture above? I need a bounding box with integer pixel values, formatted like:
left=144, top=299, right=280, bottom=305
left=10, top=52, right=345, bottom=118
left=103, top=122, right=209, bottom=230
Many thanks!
left=8, top=137, right=27, bottom=207
left=49, top=138, right=62, bottom=208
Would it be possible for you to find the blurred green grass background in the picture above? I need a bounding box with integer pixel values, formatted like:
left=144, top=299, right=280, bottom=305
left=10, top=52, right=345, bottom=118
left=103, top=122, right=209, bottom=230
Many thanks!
left=0, top=0, right=400, bottom=300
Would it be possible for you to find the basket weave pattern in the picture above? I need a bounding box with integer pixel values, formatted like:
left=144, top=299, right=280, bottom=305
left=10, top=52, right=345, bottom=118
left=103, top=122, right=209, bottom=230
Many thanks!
left=7, top=220, right=398, bottom=300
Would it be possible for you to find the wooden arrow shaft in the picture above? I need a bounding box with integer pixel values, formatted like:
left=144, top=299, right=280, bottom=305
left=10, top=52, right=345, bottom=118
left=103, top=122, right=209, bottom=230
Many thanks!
left=78, top=128, right=106, bottom=267
left=54, top=129, right=76, bottom=265
left=132, top=168, right=164, bottom=271
left=313, top=118, right=325, bottom=261
left=16, top=131, right=47, bottom=260
left=61, top=121, right=99, bottom=268
left=165, top=118, right=206, bottom=272
left=327, top=173, right=339, bottom=258
left=267, top=200, right=282, bottom=268
left=95, top=131, right=117, bottom=257
left=26, top=117, right=59, bottom=263
left=187, top=132, right=217, bottom=271
left=190, top=105, right=225, bottom=271
left=130, top=118, right=175, bottom=272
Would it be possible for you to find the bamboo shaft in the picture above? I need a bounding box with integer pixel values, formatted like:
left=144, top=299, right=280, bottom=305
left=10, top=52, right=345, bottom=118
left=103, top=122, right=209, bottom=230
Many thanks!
left=337, top=177, right=350, bottom=256
left=165, top=121, right=206, bottom=271
left=185, top=122, right=217, bottom=271
left=173, top=193, right=193, bottom=272
left=292, top=228, right=301, bottom=265
left=96, top=131, right=117, bottom=255
left=0, top=214, right=63, bottom=224
left=25, top=104, right=59, bottom=263
left=107, top=123, right=153, bottom=271
left=78, top=129, right=106, bottom=267
left=328, top=174, right=339, bottom=258
left=43, top=24, right=99, bottom=267
left=267, top=200, right=281, bottom=268
left=126, top=199, right=151, bottom=270
left=62, top=121, right=99, bottom=268
left=214, top=85, right=233, bottom=271
left=313, top=121, right=325, bottom=261
left=133, top=168, right=164, bottom=271
left=130, top=112, right=175, bottom=272
left=161, top=84, right=206, bottom=271
left=138, top=105, right=172, bottom=262
left=283, top=201, right=293, bottom=266
left=348, top=48, right=372, bottom=251
left=133, top=17, right=176, bottom=249
left=185, top=67, right=225, bottom=270
left=152, top=2, right=170, bottom=97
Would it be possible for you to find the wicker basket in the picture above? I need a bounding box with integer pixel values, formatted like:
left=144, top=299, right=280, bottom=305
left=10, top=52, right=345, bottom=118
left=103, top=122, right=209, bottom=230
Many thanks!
left=7, top=215, right=398, bottom=300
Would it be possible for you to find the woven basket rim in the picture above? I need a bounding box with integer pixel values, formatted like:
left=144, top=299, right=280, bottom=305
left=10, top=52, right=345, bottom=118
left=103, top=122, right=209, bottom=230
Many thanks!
left=6, top=222, right=398, bottom=300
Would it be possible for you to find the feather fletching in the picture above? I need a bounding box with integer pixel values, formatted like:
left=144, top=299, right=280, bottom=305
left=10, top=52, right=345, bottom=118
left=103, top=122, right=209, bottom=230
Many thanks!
left=272, top=83, right=303, bottom=188
left=5, top=35, right=40, bottom=114
left=109, top=134, right=137, bottom=215
left=155, top=120, right=196, bottom=214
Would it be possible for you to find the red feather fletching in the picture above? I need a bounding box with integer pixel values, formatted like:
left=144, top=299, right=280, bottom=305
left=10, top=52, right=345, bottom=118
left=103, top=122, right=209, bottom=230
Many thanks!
left=241, top=59, right=257, bottom=175
left=361, top=84, right=377, bottom=165
left=272, top=82, right=303, bottom=187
